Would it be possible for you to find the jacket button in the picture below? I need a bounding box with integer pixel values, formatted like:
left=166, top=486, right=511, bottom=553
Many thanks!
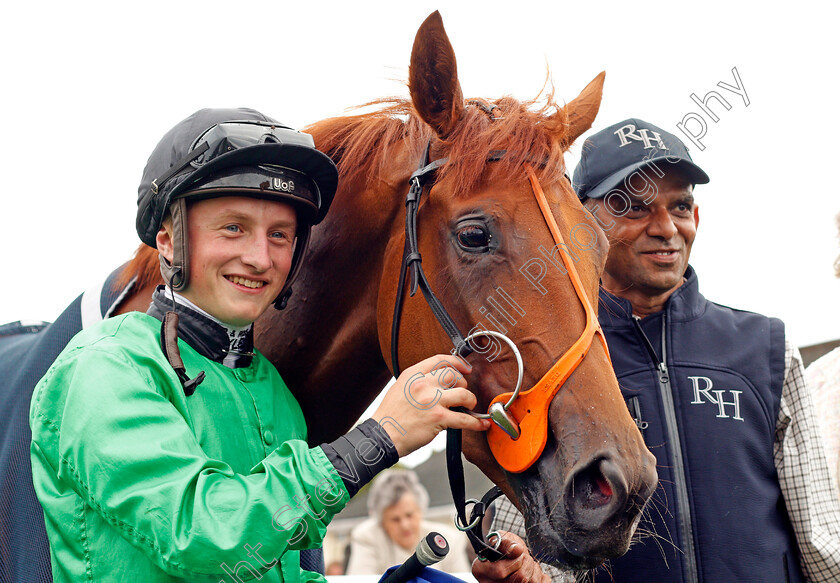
left=264, top=430, right=275, bottom=446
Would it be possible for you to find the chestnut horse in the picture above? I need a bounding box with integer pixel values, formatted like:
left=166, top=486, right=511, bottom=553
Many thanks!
left=111, top=11, right=657, bottom=569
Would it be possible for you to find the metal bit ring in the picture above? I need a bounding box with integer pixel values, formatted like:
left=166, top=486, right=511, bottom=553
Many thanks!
left=462, top=330, right=524, bottom=419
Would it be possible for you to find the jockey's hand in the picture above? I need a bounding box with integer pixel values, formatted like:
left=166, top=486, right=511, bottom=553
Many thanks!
left=373, top=354, right=490, bottom=456
left=471, top=532, right=551, bottom=583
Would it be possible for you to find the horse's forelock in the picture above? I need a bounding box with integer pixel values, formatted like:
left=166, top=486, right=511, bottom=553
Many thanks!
left=306, top=90, right=571, bottom=198
left=442, top=93, right=570, bottom=194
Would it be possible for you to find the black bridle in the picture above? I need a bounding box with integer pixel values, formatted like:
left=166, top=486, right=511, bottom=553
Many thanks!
left=389, top=141, right=506, bottom=562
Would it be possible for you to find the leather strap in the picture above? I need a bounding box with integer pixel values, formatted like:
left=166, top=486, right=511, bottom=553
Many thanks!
left=159, top=197, right=190, bottom=291
left=389, top=142, right=502, bottom=561
left=390, top=142, right=472, bottom=376
left=159, top=311, right=205, bottom=396
left=446, top=428, right=505, bottom=561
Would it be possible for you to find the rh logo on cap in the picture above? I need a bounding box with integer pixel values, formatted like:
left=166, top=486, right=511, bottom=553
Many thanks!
left=272, top=178, right=295, bottom=193
left=614, top=123, right=670, bottom=151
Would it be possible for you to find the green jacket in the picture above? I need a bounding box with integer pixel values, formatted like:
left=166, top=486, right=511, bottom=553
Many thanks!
left=29, top=312, right=349, bottom=582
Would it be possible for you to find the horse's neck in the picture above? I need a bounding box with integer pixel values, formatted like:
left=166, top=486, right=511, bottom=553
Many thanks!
left=256, top=183, right=404, bottom=444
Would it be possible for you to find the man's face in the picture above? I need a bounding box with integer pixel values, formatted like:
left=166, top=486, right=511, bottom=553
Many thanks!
left=381, top=493, right=422, bottom=550
left=587, top=171, right=699, bottom=299
left=157, top=196, right=297, bottom=327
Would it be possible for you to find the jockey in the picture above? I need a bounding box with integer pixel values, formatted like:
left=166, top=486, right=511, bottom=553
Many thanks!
left=29, top=108, right=502, bottom=582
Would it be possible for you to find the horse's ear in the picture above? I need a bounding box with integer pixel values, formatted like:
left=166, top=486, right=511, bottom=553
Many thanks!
left=409, top=11, right=465, bottom=139
left=558, top=71, right=606, bottom=144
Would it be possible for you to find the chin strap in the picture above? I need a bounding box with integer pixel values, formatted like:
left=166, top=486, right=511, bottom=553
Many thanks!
left=159, top=284, right=205, bottom=396
left=159, top=198, right=191, bottom=291
left=275, top=287, right=293, bottom=310
left=273, top=222, right=311, bottom=310
left=160, top=311, right=206, bottom=396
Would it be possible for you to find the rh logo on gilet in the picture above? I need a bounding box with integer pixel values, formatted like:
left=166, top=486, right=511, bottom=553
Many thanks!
left=688, top=376, right=744, bottom=421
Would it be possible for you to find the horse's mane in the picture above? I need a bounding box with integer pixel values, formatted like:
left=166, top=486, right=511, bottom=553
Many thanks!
left=306, top=91, right=571, bottom=198
left=118, top=90, right=572, bottom=290
left=116, top=244, right=159, bottom=291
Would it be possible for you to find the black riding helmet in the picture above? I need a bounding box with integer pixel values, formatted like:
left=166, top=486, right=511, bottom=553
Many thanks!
left=136, top=108, right=338, bottom=308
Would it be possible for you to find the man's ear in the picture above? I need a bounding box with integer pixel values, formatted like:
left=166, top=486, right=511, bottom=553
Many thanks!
left=156, top=223, right=174, bottom=264
left=694, top=205, right=700, bottom=229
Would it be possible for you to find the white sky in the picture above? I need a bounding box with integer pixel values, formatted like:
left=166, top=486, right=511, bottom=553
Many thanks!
left=3, top=0, right=839, bottom=349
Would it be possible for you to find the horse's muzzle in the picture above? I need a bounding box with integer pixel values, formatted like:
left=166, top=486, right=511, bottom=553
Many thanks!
left=516, top=446, right=658, bottom=569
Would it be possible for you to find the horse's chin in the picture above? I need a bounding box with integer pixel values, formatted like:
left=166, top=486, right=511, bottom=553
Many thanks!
left=516, top=493, right=637, bottom=570
left=522, top=515, right=633, bottom=571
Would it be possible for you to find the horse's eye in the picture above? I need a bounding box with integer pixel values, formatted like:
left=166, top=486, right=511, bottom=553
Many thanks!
left=456, top=224, right=491, bottom=250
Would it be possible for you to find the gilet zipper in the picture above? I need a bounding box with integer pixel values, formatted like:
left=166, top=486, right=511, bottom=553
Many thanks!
left=632, top=313, right=698, bottom=583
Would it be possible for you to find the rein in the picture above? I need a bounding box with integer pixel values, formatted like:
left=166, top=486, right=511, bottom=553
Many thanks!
left=388, top=142, right=609, bottom=561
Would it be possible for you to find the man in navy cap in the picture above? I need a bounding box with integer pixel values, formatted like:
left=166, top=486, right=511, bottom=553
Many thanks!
left=493, top=118, right=840, bottom=582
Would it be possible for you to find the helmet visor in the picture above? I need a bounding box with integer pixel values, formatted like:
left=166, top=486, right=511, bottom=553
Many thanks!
left=152, top=120, right=321, bottom=197
left=189, top=121, right=317, bottom=168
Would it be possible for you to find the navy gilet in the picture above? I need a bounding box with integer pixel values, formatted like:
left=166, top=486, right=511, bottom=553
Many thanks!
left=592, top=266, right=803, bottom=583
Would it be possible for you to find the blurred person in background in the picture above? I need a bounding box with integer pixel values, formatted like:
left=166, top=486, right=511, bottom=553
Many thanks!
left=805, top=212, right=840, bottom=498
left=346, top=469, right=470, bottom=575
left=325, top=561, right=345, bottom=577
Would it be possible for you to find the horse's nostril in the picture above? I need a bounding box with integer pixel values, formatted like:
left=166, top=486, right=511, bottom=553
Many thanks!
left=595, top=474, right=613, bottom=499
left=571, top=459, right=615, bottom=509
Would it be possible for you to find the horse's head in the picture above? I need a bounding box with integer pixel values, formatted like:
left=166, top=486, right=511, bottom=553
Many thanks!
left=368, top=12, right=657, bottom=570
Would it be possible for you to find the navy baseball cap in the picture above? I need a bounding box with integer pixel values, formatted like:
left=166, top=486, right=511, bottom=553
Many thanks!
left=572, top=118, right=709, bottom=200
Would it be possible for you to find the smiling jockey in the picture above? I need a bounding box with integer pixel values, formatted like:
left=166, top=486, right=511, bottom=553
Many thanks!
left=28, top=108, right=504, bottom=583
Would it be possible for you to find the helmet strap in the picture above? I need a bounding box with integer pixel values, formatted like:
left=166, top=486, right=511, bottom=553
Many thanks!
left=273, top=223, right=312, bottom=310
left=275, top=288, right=293, bottom=310
left=159, top=198, right=190, bottom=291
left=158, top=268, right=205, bottom=396
left=159, top=308, right=206, bottom=396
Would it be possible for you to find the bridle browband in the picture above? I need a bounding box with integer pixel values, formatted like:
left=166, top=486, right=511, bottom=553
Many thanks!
left=388, top=138, right=609, bottom=561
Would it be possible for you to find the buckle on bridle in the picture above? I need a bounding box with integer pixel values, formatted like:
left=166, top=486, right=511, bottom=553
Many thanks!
left=454, top=499, right=484, bottom=532
left=476, top=531, right=503, bottom=562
